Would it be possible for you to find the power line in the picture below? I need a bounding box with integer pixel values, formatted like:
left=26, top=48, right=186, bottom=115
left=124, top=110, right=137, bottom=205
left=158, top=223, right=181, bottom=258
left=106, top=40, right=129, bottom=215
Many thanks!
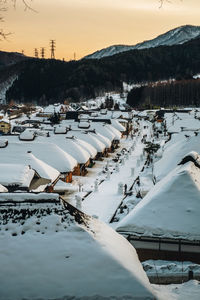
left=40, top=47, right=45, bottom=59
left=50, top=39, right=56, bottom=59
left=34, top=48, right=38, bottom=58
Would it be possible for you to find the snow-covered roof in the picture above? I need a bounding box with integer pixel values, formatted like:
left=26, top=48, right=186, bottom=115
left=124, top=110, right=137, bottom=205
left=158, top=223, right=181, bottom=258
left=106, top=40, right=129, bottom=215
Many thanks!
left=38, top=134, right=90, bottom=164
left=154, top=134, right=200, bottom=181
left=71, top=137, right=97, bottom=159
left=0, top=183, right=8, bottom=193
left=64, top=137, right=91, bottom=163
left=0, top=164, right=35, bottom=188
left=54, top=125, right=67, bottom=134
left=0, top=151, right=59, bottom=183
left=137, top=111, right=148, bottom=117
left=43, top=104, right=65, bottom=114
left=19, top=129, right=35, bottom=141
left=90, top=123, right=115, bottom=141
left=78, top=121, right=90, bottom=129
left=105, top=124, right=122, bottom=140
left=91, top=131, right=112, bottom=148
left=0, top=118, right=10, bottom=124
left=111, top=119, right=126, bottom=132
left=0, top=192, right=59, bottom=202
left=0, top=208, right=155, bottom=299
left=68, top=131, right=106, bottom=153
left=0, top=141, right=77, bottom=173
left=91, top=112, right=98, bottom=117
left=53, top=180, right=73, bottom=192
left=117, top=161, right=200, bottom=241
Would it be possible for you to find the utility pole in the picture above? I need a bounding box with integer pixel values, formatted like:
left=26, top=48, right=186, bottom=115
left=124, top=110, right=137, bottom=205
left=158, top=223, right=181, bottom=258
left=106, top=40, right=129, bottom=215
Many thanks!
left=74, top=52, right=76, bottom=61
left=50, top=39, right=56, bottom=59
left=40, top=47, right=45, bottom=59
left=34, top=48, right=38, bottom=58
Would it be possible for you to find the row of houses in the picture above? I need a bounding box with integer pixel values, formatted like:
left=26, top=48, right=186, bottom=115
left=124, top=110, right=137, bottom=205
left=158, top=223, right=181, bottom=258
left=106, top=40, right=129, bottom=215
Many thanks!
left=0, top=118, right=127, bottom=194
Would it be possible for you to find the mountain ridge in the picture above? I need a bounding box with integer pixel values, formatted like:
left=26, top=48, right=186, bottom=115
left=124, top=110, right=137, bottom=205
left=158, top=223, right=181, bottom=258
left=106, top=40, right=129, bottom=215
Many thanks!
left=84, top=25, right=200, bottom=59
left=0, top=50, right=28, bottom=67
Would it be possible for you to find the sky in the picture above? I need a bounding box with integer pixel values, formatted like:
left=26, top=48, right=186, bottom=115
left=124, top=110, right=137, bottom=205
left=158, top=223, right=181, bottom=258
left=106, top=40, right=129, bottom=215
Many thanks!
left=0, top=0, right=200, bottom=60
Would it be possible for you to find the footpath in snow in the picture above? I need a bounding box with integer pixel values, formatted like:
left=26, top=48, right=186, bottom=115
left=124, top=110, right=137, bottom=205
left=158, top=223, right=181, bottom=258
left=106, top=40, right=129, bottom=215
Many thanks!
left=82, top=137, right=145, bottom=222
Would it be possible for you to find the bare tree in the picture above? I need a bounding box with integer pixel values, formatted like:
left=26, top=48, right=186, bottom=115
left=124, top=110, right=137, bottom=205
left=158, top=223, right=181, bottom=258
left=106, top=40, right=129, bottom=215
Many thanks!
left=0, top=0, right=35, bottom=40
left=159, top=0, right=183, bottom=8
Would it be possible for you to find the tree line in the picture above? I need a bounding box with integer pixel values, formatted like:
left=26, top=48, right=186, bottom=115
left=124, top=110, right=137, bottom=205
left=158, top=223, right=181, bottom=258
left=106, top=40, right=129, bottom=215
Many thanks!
left=127, top=78, right=200, bottom=108
left=4, top=36, right=200, bottom=105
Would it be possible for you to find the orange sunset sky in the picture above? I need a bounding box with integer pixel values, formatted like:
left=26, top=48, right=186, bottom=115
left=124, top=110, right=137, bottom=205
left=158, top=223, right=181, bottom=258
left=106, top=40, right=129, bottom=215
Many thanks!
left=0, top=0, right=200, bottom=60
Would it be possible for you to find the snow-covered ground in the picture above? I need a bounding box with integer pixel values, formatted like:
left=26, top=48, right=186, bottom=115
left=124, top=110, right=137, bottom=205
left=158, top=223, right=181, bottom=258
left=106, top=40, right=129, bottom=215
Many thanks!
left=153, top=280, right=200, bottom=300
left=1, top=103, right=200, bottom=299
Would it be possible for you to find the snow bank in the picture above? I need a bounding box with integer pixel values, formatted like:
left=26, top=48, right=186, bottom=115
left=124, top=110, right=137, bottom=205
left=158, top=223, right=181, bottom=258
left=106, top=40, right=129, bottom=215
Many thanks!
left=152, top=280, right=200, bottom=300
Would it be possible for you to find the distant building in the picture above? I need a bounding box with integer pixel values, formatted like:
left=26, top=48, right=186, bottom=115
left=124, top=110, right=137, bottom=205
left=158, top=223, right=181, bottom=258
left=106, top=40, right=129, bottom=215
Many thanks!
left=0, top=120, right=11, bottom=134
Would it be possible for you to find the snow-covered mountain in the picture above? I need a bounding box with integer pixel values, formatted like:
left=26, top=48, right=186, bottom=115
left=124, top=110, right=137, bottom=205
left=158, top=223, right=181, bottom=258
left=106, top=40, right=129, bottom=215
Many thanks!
left=84, top=25, right=200, bottom=59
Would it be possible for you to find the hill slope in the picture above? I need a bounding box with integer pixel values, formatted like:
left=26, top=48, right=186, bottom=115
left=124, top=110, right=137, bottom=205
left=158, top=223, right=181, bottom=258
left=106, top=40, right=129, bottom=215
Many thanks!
left=4, top=36, right=200, bottom=105
left=0, top=51, right=28, bottom=67
left=84, top=25, right=200, bottom=59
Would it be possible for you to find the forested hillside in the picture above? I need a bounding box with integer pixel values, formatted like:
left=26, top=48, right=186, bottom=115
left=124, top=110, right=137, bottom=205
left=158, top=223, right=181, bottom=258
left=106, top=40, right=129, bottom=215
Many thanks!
left=127, top=79, right=200, bottom=108
left=5, top=37, right=200, bottom=105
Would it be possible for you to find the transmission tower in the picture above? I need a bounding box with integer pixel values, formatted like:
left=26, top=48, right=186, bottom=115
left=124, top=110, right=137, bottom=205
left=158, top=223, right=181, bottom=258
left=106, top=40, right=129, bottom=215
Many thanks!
left=40, top=47, right=45, bottom=59
left=50, top=40, right=56, bottom=59
left=34, top=48, right=38, bottom=58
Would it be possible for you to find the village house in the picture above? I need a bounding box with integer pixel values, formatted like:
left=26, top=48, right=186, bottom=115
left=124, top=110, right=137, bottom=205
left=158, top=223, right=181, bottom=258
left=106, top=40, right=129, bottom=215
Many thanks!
left=0, top=119, right=11, bottom=134
left=62, top=137, right=91, bottom=176
left=0, top=140, right=77, bottom=184
left=0, top=147, right=61, bottom=193
left=0, top=164, right=36, bottom=192
left=117, top=154, right=200, bottom=264
left=66, top=131, right=106, bottom=159
left=34, top=134, right=91, bottom=177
